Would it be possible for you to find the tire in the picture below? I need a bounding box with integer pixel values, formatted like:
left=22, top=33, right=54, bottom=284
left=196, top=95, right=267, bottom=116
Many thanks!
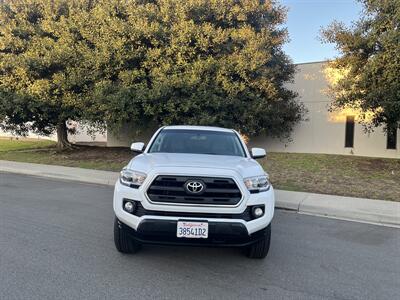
left=114, top=218, right=141, bottom=254
left=246, top=224, right=271, bottom=259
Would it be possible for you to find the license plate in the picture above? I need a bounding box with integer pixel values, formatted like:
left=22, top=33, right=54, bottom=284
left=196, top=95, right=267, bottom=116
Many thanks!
left=177, top=221, right=208, bottom=238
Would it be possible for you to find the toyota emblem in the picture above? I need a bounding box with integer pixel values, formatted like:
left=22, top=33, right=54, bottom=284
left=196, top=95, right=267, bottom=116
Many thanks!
left=185, top=180, right=205, bottom=194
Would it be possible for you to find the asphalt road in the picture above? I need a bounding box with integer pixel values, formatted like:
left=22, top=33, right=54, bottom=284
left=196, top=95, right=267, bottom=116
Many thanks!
left=1, top=173, right=399, bottom=300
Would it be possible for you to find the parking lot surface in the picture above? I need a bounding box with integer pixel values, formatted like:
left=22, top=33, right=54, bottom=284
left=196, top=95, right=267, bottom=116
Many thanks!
left=1, top=173, right=399, bottom=299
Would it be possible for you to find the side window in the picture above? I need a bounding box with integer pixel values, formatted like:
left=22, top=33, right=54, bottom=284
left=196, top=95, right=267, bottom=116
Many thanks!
left=345, top=116, right=355, bottom=148
left=387, top=124, right=397, bottom=150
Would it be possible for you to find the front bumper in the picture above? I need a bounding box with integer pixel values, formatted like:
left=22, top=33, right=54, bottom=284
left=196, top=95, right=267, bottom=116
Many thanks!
left=114, top=179, right=275, bottom=236
left=118, top=218, right=268, bottom=247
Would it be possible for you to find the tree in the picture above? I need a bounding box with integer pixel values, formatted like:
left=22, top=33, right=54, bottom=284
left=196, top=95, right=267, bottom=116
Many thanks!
left=0, top=0, right=305, bottom=149
left=0, top=0, right=111, bottom=149
left=86, top=0, right=306, bottom=139
left=321, top=0, right=400, bottom=132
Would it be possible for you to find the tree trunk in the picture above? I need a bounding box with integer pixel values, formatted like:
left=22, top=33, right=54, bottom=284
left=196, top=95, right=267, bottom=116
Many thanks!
left=56, top=120, right=72, bottom=150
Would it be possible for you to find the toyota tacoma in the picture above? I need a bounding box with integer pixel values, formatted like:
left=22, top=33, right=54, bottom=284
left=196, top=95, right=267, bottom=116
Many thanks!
left=113, top=126, right=274, bottom=258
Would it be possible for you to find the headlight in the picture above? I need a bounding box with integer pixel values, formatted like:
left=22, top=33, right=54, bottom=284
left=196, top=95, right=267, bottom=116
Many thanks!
left=119, top=168, right=147, bottom=188
left=243, top=175, right=270, bottom=192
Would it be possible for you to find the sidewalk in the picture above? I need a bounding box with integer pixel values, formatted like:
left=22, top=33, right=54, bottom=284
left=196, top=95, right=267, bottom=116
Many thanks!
left=1, top=160, right=399, bottom=228
left=0, top=160, right=118, bottom=185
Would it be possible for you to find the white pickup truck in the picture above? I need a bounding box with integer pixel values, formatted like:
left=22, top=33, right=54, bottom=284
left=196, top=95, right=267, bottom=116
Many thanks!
left=113, top=125, right=274, bottom=258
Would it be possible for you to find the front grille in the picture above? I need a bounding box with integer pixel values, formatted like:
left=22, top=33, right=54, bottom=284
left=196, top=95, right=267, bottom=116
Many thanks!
left=133, top=202, right=253, bottom=221
left=146, top=175, right=242, bottom=205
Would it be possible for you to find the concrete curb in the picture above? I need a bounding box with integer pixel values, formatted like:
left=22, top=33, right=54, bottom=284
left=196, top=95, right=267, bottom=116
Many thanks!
left=275, top=190, right=400, bottom=228
left=1, top=160, right=399, bottom=228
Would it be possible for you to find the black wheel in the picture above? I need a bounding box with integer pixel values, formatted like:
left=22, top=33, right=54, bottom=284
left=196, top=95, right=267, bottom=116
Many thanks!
left=114, top=218, right=141, bottom=254
left=246, top=224, right=271, bottom=259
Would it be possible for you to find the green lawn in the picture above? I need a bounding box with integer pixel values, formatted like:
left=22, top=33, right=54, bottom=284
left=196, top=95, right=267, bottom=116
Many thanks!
left=1, top=139, right=399, bottom=201
left=0, top=138, right=55, bottom=152
left=0, top=138, right=127, bottom=171
left=261, top=153, right=400, bottom=202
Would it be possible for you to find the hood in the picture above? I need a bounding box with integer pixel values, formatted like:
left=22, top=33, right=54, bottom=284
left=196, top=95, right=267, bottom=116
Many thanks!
left=127, top=153, right=265, bottom=179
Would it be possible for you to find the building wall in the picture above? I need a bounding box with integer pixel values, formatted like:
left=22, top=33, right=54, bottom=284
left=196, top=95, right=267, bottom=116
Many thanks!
left=107, top=122, right=157, bottom=147
left=0, top=122, right=107, bottom=144
left=67, top=121, right=107, bottom=144
left=107, top=61, right=399, bottom=159
left=0, top=128, right=57, bottom=141
left=252, top=62, right=399, bottom=159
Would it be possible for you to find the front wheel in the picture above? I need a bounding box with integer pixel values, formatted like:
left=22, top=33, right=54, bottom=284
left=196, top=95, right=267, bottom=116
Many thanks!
left=246, top=224, right=271, bottom=259
left=114, top=218, right=141, bottom=254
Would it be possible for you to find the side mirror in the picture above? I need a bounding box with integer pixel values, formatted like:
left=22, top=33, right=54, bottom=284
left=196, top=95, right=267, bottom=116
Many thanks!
left=130, top=142, right=145, bottom=153
left=251, top=147, right=266, bottom=159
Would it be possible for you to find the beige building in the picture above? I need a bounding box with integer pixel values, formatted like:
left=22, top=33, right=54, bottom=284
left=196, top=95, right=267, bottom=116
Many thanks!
left=252, top=61, right=399, bottom=159
left=107, top=61, right=399, bottom=159
left=2, top=61, right=397, bottom=157
left=4, top=61, right=395, bottom=157
left=0, top=121, right=107, bottom=144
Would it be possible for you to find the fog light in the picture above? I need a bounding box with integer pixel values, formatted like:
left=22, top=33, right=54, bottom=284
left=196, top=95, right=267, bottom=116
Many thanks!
left=124, top=201, right=135, bottom=213
left=252, top=207, right=264, bottom=218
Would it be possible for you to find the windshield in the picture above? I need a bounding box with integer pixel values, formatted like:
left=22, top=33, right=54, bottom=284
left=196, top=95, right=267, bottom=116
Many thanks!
left=148, top=129, right=246, bottom=157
